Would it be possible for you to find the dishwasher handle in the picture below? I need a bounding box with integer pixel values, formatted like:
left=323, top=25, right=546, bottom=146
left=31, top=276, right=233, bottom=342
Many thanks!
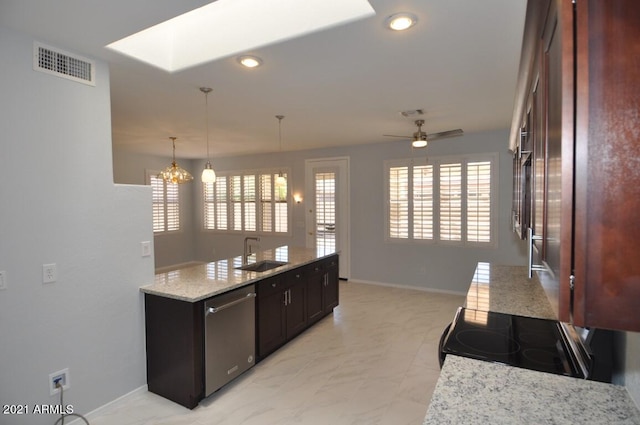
left=206, top=292, right=256, bottom=315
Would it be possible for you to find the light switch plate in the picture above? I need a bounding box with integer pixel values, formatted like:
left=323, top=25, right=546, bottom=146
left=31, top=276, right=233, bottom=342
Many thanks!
left=141, top=241, right=151, bottom=257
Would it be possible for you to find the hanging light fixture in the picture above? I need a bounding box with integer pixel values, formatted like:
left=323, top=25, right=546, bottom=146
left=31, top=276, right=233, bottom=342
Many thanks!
left=158, top=137, right=194, bottom=184
left=275, top=115, right=286, bottom=186
left=200, top=87, right=216, bottom=183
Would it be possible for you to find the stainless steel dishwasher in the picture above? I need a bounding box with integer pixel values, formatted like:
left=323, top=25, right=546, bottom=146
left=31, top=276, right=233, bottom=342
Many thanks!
left=204, top=284, right=256, bottom=396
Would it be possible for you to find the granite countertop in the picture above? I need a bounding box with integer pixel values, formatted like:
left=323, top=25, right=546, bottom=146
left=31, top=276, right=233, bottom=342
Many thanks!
left=424, top=356, right=640, bottom=425
left=464, top=262, right=557, bottom=320
left=140, top=246, right=336, bottom=302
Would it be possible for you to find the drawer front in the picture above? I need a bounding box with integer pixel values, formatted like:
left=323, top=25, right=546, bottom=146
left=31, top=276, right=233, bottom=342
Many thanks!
left=256, top=275, right=283, bottom=298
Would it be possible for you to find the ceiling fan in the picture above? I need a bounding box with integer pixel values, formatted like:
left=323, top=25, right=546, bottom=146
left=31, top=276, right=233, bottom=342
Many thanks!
left=384, top=119, right=464, bottom=148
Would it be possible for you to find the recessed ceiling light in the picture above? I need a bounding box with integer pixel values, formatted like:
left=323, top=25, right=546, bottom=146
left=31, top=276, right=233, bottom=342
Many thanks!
left=386, top=12, right=418, bottom=31
left=237, top=55, right=263, bottom=68
left=106, top=0, right=375, bottom=72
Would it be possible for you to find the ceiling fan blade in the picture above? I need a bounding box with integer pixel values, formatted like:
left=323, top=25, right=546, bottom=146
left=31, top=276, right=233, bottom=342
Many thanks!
left=426, top=129, right=464, bottom=141
left=383, top=134, right=412, bottom=138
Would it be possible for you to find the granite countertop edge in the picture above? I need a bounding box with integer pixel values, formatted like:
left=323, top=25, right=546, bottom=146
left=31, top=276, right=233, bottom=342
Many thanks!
left=140, top=246, right=338, bottom=303
left=424, top=355, right=640, bottom=424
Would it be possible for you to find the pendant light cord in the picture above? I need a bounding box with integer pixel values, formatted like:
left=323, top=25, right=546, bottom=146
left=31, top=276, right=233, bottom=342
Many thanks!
left=205, top=91, right=210, bottom=160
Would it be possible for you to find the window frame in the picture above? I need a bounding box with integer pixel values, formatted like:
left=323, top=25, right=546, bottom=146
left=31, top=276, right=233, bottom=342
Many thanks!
left=203, top=167, right=292, bottom=236
left=384, top=153, right=498, bottom=247
left=147, top=169, right=183, bottom=235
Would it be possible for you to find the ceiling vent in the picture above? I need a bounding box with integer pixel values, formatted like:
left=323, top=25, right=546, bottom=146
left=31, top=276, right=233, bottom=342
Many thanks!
left=33, top=42, right=95, bottom=86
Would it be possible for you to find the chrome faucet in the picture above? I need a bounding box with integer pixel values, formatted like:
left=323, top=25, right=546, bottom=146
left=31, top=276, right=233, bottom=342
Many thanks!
left=243, top=237, right=260, bottom=264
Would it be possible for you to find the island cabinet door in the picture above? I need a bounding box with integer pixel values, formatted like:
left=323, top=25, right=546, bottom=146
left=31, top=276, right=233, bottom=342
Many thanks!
left=323, top=256, right=340, bottom=314
left=256, top=276, right=287, bottom=359
left=285, top=270, right=308, bottom=338
left=306, top=262, right=326, bottom=325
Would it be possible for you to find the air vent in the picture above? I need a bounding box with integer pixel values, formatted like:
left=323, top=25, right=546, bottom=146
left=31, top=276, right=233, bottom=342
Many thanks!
left=33, top=42, right=95, bottom=86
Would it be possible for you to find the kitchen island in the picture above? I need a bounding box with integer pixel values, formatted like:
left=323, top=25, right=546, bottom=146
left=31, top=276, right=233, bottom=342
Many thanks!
left=424, top=263, right=640, bottom=424
left=140, top=246, right=339, bottom=409
left=141, top=245, right=334, bottom=302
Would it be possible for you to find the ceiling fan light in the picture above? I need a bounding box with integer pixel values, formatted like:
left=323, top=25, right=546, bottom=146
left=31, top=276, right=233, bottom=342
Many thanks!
left=202, top=162, right=216, bottom=183
left=386, top=13, right=417, bottom=31
left=412, top=140, right=428, bottom=148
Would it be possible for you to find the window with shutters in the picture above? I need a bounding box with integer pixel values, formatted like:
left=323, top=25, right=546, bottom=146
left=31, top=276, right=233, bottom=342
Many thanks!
left=385, top=154, right=496, bottom=246
left=148, top=172, right=181, bottom=233
left=204, top=168, right=290, bottom=234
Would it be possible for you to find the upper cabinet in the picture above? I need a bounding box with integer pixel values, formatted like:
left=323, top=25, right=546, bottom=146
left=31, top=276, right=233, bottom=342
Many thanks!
left=511, top=0, right=640, bottom=332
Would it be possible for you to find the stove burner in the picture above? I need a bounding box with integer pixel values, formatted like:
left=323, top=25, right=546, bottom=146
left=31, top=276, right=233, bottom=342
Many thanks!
left=455, top=329, right=521, bottom=355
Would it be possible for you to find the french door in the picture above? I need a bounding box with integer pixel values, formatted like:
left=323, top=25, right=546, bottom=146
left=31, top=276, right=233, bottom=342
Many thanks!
left=305, top=157, right=350, bottom=279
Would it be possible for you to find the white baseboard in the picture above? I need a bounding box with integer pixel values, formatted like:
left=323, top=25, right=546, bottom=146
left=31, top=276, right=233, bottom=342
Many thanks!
left=66, top=385, right=148, bottom=425
left=345, top=278, right=466, bottom=297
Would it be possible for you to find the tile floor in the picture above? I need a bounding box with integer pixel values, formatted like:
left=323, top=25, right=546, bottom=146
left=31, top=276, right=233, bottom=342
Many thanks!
left=89, top=281, right=464, bottom=425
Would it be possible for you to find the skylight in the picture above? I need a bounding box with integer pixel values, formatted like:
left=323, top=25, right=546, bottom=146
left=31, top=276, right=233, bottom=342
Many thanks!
left=106, top=0, right=376, bottom=72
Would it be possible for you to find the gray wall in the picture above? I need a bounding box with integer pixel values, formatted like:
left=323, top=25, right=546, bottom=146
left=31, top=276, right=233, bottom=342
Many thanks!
left=112, top=151, right=196, bottom=269
left=189, top=128, right=529, bottom=293
left=0, top=26, right=153, bottom=424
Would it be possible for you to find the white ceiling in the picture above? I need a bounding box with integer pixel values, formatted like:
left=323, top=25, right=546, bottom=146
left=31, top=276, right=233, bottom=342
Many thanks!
left=0, top=0, right=526, bottom=159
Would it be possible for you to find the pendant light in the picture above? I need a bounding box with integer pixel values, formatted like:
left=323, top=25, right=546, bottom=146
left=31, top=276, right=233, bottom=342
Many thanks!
left=158, top=137, right=193, bottom=184
left=200, top=87, right=216, bottom=183
left=275, top=115, right=286, bottom=186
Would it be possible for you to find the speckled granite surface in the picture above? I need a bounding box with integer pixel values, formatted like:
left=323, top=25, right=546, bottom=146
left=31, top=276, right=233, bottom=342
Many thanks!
left=425, top=356, right=640, bottom=425
left=465, top=262, right=557, bottom=320
left=140, top=246, right=336, bottom=302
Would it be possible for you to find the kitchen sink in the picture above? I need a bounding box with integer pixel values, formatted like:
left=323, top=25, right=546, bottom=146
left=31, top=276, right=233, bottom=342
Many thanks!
left=236, top=260, right=289, bottom=272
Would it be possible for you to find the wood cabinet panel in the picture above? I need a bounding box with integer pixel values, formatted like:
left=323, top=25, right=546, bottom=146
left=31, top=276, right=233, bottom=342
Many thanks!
left=144, top=294, right=204, bottom=409
left=256, top=276, right=287, bottom=358
left=285, top=271, right=308, bottom=338
left=513, top=0, right=640, bottom=331
left=572, top=0, right=640, bottom=330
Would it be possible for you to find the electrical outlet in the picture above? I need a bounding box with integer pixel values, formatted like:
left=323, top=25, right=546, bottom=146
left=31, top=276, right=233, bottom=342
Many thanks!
left=42, top=264, right=57, bottom=284
left=0, top=270, right=6, bottom=290
left=49, top=368, right=70, bottom=395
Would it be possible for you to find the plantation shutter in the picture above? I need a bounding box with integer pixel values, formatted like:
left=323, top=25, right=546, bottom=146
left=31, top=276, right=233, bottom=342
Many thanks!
left=467, top=161, right=492, bottom=242
left=440, top=163, right=462, bottom=241
left=215, top=176, right=228, bottom=230
left=260, top=174, right=273, bottom=232
left=150, top=173, right=180, bottom=233
left=151, top=175, right=165, bottom=232
left=413, top=165, right=433, bottom=240
left=243, top=175, right=256, bottom=231
left=389, top=166, right=409, bottom=239
left=165, top=182, right=180, bottom=231
left=274, top=173, right=288, bottom=233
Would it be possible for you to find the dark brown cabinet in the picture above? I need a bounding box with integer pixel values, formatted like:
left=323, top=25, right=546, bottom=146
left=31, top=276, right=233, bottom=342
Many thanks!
left=511, top=0, right=640, bottom=332
left=145, top=255, right=340, bottom=408
left=144, top=294, right=205, bottom=409
left=307, top=256, right=340, bottom=325
left=256, top=271, right=308, bottom=359
left=256, top=255, right=340, bottom=359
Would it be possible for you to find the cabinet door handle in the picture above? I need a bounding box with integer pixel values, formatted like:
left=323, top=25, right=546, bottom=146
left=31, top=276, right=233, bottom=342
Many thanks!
left=283, top=291, right=287, bottom=306
left=527, top=227, right=546, bottom=278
